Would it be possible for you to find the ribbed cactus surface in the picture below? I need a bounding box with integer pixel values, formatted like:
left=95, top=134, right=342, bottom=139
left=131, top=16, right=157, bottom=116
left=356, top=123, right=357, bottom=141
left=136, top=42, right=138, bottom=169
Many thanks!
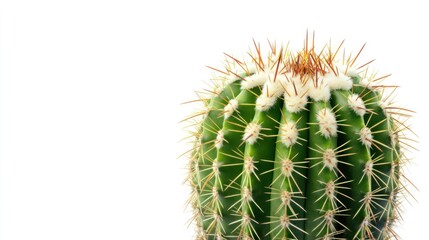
left=184, top=39, right=410, bottom=240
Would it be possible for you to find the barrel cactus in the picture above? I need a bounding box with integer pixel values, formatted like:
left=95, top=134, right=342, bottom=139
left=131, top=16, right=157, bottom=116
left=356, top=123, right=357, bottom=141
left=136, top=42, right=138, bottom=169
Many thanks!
left=183, top=38, right=412, bottom=240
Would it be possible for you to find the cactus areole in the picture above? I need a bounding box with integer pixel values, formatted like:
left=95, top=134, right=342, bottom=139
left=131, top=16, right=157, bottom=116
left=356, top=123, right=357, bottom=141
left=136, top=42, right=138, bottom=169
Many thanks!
left=183, top=38, right=411, bottom=240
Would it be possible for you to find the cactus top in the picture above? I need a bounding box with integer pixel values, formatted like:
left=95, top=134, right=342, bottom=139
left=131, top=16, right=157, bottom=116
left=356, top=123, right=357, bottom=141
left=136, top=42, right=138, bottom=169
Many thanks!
left=216, top=43, right=367, bottom=113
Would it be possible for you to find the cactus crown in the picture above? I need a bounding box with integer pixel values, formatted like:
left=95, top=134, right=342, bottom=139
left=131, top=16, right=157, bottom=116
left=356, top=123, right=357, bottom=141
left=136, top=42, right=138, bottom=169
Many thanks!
left=182, top=36, right=413, bottom=240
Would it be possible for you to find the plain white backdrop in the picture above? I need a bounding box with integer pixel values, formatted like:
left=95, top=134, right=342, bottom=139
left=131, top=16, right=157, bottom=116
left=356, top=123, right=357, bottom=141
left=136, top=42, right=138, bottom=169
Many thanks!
left=0, top=0, right=427, bottom=239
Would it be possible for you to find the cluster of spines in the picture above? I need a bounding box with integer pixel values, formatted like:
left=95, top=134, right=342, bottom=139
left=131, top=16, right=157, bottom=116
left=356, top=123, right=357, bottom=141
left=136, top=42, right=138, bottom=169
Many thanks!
left=182, top=37, right=414, bottom=240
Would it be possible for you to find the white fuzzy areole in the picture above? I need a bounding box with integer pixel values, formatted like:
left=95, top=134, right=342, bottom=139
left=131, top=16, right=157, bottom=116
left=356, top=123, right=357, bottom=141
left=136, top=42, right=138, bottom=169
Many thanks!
left=280, top=214, right=290, bottom=229
left=224, top=99, right=239, bottom=119
left=256, top=94, right=277, bottom=111
left=239, top=60, right=257, bottom=77
left=243, top=122, right=261, bottom=144
left=283, top=76, right=309, bottom=112
left=308, top=81, right=331, bottom=101
left=325, top=181, right=335, bottom=200
left=279, top=121, right=299, bottom=147
left=316, top=108, right=338, bottom=137
left=215, top=130, right=224, bottom=149
left=359, top=127, right=373, bottom=147
left=364, top=159, right=374, bottom=177
left=242, top=186, right=252, bottom=202
left=324, top=210, right=335, bottom=225
left=337, top=63, right=359, bottom=78
left=262, top=74, right=287, bottom=97
left=324, top=72, right=353, bottom=91
left=390, top=131, right=398, bottom=148
left=323, top=149, right=338, bottom=171
left=347, top=94, right=366, bottom=116
left=360, top=77, right=374, bottom=89
left=280, top=191, right=291, bottom=206
left=284, top=94, right=308, bottom=113
left=212, top=159, right=221, bottom=176
left=212, top=186, right=219, bottom=200
left=213, top=85, right=224, bottom=95
left=225, top=60, right=258, bottom=84
left=281, top=158, right=294, bottom=177
left=226, top=72, right=241, bottom=85
left=241, top=71, right=267, bottom=89
left=241, top=213, right=251, bottom=227
left=244, top=156, right=255, bottom=174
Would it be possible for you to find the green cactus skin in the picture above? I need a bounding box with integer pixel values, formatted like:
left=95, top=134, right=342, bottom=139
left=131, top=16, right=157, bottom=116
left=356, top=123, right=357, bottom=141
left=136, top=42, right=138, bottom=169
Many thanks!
left=184, top=39, right=411, bottom=240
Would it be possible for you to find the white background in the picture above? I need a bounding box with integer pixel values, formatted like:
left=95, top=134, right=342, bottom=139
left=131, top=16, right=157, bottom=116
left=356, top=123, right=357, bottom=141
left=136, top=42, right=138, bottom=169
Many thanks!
left=0, top=0, right=427, bottom=239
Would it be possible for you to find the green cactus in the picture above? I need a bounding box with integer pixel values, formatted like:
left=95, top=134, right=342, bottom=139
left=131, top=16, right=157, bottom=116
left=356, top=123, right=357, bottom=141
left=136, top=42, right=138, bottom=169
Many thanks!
left=183, top=38, right=411, bottom=240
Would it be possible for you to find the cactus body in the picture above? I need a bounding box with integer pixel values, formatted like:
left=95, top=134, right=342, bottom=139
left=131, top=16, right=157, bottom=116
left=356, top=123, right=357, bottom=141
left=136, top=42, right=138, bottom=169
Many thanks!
left=185, top=40, right=409, bottom=240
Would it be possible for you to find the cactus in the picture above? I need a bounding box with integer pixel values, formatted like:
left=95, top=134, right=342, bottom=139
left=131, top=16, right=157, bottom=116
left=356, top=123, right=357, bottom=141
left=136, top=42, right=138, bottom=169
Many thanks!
left=183, top=37, right=413, bottom=240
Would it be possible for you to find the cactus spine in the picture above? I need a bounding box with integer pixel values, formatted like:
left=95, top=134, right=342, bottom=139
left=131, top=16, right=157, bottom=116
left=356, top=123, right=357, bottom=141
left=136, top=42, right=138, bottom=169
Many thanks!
left=184, top=38, right=411, bottom=240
